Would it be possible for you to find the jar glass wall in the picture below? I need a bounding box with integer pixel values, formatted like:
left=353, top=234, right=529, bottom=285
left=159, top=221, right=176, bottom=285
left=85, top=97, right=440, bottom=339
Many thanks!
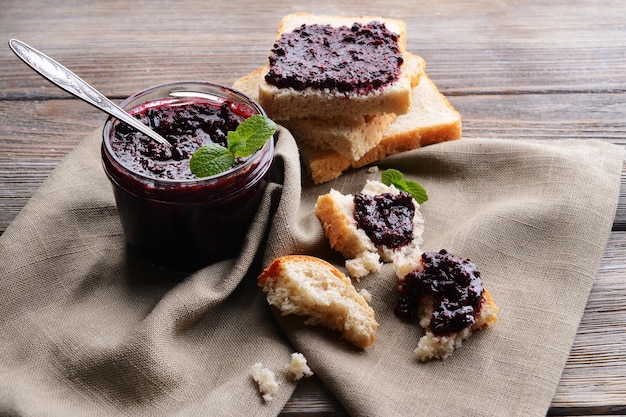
left=101, top=82, right=274, bottom=273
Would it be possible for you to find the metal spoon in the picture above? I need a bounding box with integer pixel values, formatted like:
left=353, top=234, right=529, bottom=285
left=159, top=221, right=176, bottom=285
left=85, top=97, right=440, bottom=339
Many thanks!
left=8, top=39, right=172, bottom=148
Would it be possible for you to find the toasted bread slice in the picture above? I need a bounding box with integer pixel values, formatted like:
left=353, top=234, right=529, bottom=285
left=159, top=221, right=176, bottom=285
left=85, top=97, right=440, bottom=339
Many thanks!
left=315, top=180, right=425, bottom=279
left=301, top=75, right=462, bottom=183
left=258, top=13, right=413, bottom=120
left=258, top=255, right=378, bottom=348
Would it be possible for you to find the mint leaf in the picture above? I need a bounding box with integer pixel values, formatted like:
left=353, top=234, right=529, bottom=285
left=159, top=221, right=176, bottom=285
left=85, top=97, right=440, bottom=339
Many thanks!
left=381, top=169, right=428, bottom=204
left=189, top=144, right=235, bottom=178
left=380, top=168, right=403, bottom=186
left=397, top=179, right=429, bottom=204
left=189, top=115, right=276, bottom=178
left=228, top=114, right=277, bottom=158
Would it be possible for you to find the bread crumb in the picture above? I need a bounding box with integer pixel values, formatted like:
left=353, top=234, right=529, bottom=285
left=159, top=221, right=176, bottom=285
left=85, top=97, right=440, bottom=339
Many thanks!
left=367, top=166, right=379, bottom=173
left=250, top=363, right=279, bottom=402
left=346, top=250, right=381, bottom=279
left=358, top=288, right=372, bottom=303
left=288, top=352, right=314, bottom=380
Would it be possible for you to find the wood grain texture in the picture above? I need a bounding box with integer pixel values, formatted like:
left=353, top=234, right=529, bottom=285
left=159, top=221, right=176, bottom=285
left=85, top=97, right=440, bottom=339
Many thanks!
left=1, top=0, right=625, bottom=415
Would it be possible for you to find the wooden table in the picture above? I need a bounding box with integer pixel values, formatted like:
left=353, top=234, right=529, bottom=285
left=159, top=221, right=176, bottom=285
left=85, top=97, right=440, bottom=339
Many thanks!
left=1, top=1, right=625, bottom=415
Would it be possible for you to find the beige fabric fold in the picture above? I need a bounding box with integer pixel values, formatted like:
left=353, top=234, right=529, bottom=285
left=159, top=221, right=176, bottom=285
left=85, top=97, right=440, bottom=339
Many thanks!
left=0, top=126, right=623, bottom=417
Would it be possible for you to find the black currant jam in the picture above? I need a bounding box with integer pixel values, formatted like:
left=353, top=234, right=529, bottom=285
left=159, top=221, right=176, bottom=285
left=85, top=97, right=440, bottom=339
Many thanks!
left=101, top=82, right=274, bottom=273
left=395, top=249, right=484, bottom=336
left=353, top=191, right=415, bottom=249
left=110, top=99, right=247, bottom=181
left=265, top=21, right=403, bottom=94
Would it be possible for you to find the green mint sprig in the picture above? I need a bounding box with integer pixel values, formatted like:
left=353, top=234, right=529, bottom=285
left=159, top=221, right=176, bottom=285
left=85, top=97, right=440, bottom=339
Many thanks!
left=381, top=169, right=428, bottom=204
left=190, top=115, right=276, bottom=178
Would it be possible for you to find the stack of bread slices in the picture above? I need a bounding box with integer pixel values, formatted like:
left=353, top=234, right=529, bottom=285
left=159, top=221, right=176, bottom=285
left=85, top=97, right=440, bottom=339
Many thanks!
left=233, top=13, right=462, bottom=184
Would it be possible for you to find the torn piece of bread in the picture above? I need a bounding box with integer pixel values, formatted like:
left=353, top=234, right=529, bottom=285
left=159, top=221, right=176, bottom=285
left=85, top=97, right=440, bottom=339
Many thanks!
left=258, top=13, right=414, bottom=120
left=257, top=255, right=378, bottom=348
left=413, top=290, right=498, bottom=361
left=395, top=250, right=498, bottom=361
left=315, top=180, right=425, bottom=279
left=301, top=74, right=462, bottom=184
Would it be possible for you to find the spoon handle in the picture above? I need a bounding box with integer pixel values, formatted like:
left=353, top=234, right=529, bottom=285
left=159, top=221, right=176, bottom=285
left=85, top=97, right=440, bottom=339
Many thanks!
left=8, top=39, right=172, bottom=148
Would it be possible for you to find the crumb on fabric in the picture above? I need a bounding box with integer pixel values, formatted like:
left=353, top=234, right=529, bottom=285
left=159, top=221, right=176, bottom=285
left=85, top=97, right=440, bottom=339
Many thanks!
left=251, top=362, right=279, bottom=402
left=287, top=352, right=314, bottom=380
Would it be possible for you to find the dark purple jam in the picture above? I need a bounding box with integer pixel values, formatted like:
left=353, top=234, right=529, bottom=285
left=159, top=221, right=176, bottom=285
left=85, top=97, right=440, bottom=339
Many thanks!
left=353, top=191, right=415, bottom=249
left=110, top=98, right=254, bottom=180
left=265, top=21, right=403, bottom=94
left=395, top=250, right=484, bottom=336
left=102, top=92, right=272, bottom=273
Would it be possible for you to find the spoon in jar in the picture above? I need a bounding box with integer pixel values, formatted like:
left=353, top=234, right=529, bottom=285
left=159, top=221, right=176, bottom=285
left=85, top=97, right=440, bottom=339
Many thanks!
left=8, top=38, right=173, bottom=149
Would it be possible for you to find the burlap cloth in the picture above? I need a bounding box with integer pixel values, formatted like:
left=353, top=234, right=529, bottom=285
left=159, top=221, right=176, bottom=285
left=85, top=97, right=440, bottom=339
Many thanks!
left=0, top=126, right=623, bottom=417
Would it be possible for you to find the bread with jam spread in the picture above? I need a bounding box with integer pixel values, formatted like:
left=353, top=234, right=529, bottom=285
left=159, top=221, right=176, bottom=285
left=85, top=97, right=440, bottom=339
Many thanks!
left=233, top=13, right=462, bottom=184
left=315, top=180, right=425, bottom=279
left=234, top=69, right=461, bottom=184
left=412, top=289, right=498, bottom=361
left=395, top=250, right=499, bottom=361
left=257, top=13, right=414, bottom=120
left=234, top=52, right=425, bottom=161
left=257, top=255, right=378, bottom=348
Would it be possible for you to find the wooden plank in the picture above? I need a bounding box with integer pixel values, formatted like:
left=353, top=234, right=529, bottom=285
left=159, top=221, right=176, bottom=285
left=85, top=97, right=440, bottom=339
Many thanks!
left=0, top=99, right=103, bottom=232
left=553, top=231, right=626, bottom=407
left=2, top=1, right=625, bottom=98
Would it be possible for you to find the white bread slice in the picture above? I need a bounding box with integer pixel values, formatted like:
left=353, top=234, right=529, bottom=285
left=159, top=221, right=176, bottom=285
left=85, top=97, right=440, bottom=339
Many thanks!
left=233, top=51, right=424, bottom=105
left=257, top=255, right=378, bottom=348
left=414, top=289, right=498, bottom=361
left=300, top=75, right=462, bottom=184
left=279, top=52, right=424, bottom=160
left=258, top=13, right=413, bottom=120
left=283, top=113, right=397, bottom=160
left=315, top=180, right=425, bottom=279
left=233, top=52, right=426, bottom=161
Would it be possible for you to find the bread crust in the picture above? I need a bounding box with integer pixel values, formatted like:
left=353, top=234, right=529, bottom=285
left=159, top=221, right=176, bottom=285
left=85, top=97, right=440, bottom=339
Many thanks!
left=315, top=191, right=375, bottom=260
left=258, top=255, right=378, bottom=348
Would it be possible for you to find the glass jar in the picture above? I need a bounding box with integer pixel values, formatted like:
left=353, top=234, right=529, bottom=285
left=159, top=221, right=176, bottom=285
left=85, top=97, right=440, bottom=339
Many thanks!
left=101, top=82, right=274, bottom=273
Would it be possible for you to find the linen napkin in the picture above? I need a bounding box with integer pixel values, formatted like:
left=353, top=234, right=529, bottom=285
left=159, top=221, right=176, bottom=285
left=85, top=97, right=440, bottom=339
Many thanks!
left=263, top=133, right=624, bottom=417
left=0, top=126, right=623, bottom=417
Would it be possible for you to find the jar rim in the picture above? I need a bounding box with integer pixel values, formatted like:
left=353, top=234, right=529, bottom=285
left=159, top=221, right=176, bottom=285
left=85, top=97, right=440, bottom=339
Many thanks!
left=102, top=80, right=272, bottom=186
